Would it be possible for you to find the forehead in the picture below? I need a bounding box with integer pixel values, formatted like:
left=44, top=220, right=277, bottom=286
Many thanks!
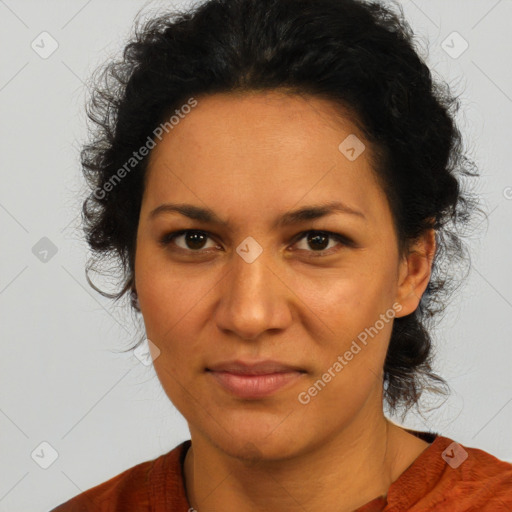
left=149, top=90, right=368, bottom=161
left=143, top=91, right=388, bottom=228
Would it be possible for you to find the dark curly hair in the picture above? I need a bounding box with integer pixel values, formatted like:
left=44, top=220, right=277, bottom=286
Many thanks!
left=80, top=0, right=482, bottom=417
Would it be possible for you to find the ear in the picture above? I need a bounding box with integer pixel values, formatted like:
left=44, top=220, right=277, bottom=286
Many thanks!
left=395, top=228, right=436, bottom=318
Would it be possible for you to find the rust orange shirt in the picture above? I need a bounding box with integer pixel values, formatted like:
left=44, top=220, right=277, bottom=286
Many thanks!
left=50, top=430, right=512, bottom=511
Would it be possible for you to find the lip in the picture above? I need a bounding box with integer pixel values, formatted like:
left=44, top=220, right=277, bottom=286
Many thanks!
left=206, top=359, right=306, bottom=375
left=206, top=359, right=307, bottom=399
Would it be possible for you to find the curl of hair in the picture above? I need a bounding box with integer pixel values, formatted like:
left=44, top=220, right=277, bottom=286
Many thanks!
left=80, top=0, right=483, bottom=417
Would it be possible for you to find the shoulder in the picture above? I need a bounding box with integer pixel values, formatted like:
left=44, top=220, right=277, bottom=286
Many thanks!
left=405, top=434, right=512, bottom=512
left=452, top=439, right=512, bottom=509
left=49, top=441, right=191, bottom=512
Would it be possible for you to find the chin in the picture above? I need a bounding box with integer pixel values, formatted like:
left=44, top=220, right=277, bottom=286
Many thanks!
left=205, top=420, right=308, bottom=464
left=223, top=437, right=301, bottom=464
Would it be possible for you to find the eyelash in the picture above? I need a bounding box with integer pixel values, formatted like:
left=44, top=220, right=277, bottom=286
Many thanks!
left=158, top=229, right=353, bottom=257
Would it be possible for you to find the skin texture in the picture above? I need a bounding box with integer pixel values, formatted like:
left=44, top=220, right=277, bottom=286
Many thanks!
left=134, top=91, right=436, bottom=512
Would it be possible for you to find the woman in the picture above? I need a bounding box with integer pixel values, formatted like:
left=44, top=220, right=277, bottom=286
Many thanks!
left=51, top=0, right=512, bottom=510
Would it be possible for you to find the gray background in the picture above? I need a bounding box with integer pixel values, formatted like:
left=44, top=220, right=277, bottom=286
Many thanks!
left=1, top=0, right=511, bottom=510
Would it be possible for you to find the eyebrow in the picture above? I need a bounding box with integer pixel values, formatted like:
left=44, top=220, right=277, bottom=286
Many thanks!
left=148, top=200, right=366, bottom=228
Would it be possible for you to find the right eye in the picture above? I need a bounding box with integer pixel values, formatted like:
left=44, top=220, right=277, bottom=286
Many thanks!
left=159, top=229, right=221, bottom=253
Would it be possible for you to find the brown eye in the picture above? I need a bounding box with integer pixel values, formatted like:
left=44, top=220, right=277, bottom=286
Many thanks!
left=159, top=229, right=352, bottom=257
left=305, top=232, right=330, bottom=251
left=292, top=230, right=351, bottom=256
left=160, top=230, right=218, bottom=252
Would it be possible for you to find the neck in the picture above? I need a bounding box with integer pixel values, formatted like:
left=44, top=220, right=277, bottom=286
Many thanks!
left=183, top=409, right=429, bottom=512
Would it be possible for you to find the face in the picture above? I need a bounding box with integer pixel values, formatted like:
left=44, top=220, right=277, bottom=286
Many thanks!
left=134, top=91, right=429, bottom=461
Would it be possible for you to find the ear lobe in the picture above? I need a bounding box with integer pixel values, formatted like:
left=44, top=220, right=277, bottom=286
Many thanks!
left=395, top=228, right=436, bottom=318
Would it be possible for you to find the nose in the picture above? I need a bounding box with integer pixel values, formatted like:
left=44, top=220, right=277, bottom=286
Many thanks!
left=214, top=248, right=293, bottom=341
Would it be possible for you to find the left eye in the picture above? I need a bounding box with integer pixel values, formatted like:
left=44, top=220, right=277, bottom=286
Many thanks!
left=159, top=229, right=350, bottom=255
left=292, top=230, right=348, bottom=255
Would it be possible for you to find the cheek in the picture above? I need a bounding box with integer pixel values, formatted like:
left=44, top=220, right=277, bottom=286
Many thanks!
left=135, top=246, right=207, bottom=335
left=294, top=263, right=395, bottom=332
left=138, top=278, right=207, bottom=374
left=135, top=250, right=215, bottom=390
left=292, top=263, right=397, bottom=385
left=138, top=266, right=206, bottom=409
left=295, top=272, right=394, bottom=418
